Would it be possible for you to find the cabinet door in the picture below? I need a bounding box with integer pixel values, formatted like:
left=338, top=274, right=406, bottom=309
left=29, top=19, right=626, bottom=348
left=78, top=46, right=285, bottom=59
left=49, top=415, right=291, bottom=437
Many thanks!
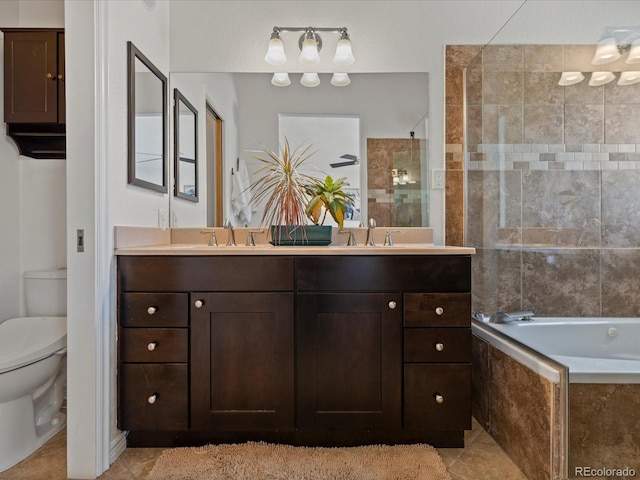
left=297, top=293, right=402, bottom=431
left=191, top=292, right=294, bottom=431
left=3, top=31, right=60, bottom=123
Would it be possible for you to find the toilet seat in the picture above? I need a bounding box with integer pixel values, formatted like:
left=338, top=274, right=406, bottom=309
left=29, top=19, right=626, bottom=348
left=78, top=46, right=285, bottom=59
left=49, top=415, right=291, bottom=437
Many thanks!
left=0, top=317, right=67, bottom=375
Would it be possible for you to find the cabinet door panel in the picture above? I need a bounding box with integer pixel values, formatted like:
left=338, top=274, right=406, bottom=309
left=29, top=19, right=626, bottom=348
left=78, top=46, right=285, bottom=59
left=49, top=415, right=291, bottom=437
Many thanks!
left=191, top=293, right=294, bottom=431
left=4, top=31, right=59, bottom=123
left=404, top=364, right=471, bottom=431
left=297, top=293, right=402, bottom=431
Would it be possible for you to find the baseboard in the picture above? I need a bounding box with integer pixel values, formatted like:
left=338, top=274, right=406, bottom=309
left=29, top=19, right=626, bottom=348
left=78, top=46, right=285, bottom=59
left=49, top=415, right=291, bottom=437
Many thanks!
left=109, top=431, right=127, bottom=464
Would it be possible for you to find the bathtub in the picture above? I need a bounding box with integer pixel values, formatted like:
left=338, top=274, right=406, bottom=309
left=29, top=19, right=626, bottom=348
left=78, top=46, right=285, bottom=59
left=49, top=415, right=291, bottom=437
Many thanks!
left=472, top=316, right=640, bottom=480
left=473, top=316, right=640, bottom=383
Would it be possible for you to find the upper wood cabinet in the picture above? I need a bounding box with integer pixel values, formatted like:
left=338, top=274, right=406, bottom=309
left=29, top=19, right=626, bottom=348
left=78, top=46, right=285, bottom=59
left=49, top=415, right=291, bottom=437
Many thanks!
left=2, top=28, right=66, bottom=158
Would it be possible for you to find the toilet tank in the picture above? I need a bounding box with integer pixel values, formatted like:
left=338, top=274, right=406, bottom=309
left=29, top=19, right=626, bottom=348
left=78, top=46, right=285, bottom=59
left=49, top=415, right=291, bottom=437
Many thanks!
left=24, top=269, right=67, bottom=316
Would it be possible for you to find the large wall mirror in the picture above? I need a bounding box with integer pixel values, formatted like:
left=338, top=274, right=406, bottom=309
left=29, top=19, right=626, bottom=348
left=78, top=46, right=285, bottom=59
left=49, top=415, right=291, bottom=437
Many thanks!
left=127, top=41, right=168, bottom=193
left=169, top=72, right=429, bottom=228
left=173, top=88, right=198, bottom=201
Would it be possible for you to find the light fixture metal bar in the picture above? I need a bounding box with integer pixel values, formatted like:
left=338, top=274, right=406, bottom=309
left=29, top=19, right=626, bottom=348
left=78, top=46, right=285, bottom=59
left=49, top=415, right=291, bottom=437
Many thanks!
left=274, top=26, right=347, bottom=34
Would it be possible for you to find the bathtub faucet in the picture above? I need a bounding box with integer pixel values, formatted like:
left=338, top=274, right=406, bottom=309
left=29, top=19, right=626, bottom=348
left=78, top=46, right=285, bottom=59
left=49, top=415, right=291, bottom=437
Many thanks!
left=489, top=311, right=535, bottom=324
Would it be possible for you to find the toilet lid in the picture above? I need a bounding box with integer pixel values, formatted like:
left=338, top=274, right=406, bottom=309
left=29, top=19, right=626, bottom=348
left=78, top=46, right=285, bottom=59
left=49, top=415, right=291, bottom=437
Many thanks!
left=0, top=317, right=67, bottom=374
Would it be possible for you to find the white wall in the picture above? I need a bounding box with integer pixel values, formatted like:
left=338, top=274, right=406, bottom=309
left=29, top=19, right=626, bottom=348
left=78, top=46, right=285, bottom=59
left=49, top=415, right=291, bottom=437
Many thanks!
left=0, top=0, right=65, bottom=323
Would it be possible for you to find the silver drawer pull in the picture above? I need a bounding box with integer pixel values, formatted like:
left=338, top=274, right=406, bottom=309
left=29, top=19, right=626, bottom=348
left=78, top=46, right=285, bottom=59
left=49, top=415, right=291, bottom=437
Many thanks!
left=434, top=394, right=444, bottom=404
left=388, top=301, right=397, bottom=310
left=435, top=307, right=444, bottom=315
left=147, top=342, right=158, bottom=351
left=147, top=394, right=158, bottom=405
left=195, top=300, right=204, bottom=308
left=435, top=342, right=445, bottom=352
left=147, top=306, right=157, bottom=315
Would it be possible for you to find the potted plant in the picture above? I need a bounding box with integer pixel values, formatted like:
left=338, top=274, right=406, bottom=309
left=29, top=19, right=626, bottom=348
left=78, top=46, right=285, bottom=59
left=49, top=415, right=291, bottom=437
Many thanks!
left=249, top=138, right=354, bottom=245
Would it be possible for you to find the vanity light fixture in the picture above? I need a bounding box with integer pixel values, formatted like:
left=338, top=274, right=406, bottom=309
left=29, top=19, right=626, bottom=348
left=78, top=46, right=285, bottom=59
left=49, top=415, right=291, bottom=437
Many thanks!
left=264, top=26, right=354, bottom=87
left=618, top=71, right=640, bottom=85
left=300, top=72, right=321, bottom=87
left=627, top=39, right=640, bottom=64
left=589, top=71, right=616, bottom=86
left=591, top=37, right=623, bottom=65
left=558, top=72, right=585, bottom=86
left=271, top=72, right=291, bottom=87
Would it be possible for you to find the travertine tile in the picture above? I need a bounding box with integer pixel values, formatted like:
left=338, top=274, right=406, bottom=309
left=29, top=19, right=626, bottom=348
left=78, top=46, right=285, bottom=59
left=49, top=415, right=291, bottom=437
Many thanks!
left=481, top=104, right=523, bottom=144
left=601, top=249, right=640, bottom=316
left=522, top=248, right=601, bottom=316
left=524, top=72, right=564, bottom=104
left=483, top=69, right=523, bottom=104
left=564, top=80, right=604, bottom=104
left=446, top=66, right=464, bottom=105
left=483, top=45, right=523, bottom=65
left=465, top=63, right=483, bottom=105
left=524, top=45, right=563, bottom=71
left=445, top=45, right=483, bottom=66
left=471, top=248, right=522, bottom=315
left=445, top=170, right=465, bottom=246
left=602, top=170, right=640, bottom=247
left=564, top=104, right=604, bottom=145
left=523, top=104, right=563, bottom=144
left=604, top=104, right=640, bottom=144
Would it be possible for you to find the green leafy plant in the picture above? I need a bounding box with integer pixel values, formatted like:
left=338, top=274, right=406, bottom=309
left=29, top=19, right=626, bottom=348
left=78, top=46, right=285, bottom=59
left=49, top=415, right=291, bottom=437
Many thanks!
left=305, top=175, right=355, bottom=229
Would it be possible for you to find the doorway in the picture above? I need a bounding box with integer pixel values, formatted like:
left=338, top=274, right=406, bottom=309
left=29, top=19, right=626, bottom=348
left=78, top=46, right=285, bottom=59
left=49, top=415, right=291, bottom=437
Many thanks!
left=206, top=103, right=223, bottom=226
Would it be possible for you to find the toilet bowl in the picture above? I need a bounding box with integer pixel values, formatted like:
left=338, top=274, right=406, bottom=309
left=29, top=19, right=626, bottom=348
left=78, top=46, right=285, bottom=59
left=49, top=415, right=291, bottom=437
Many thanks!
left=0, top=270, right=67, bottom=472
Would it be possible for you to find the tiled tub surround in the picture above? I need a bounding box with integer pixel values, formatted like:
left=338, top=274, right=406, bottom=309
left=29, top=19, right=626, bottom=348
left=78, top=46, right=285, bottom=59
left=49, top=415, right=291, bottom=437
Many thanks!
left=473, top=317, right=640, bottom=480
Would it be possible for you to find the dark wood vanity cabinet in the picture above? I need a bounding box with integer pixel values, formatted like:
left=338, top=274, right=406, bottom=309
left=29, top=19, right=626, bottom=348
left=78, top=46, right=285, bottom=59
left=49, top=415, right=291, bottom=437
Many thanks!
left=117, top=254, right=472, bottom=447
left=2, top=28, right=66, bottom=158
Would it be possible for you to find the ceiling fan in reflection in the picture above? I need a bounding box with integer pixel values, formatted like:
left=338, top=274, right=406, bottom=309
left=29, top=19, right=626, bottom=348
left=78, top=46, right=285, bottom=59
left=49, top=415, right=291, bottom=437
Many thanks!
left=330, top=154, right=360, bottom=168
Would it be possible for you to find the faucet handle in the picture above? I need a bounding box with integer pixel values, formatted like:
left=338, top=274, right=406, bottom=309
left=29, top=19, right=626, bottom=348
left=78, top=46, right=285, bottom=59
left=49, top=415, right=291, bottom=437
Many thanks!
left=384, top=229, right=401, bottom=246
left=339, top=229, right=357, bottom=246
left=200, top=230, right=218, bottom=246
left=246, top=230, right=264, bottom=246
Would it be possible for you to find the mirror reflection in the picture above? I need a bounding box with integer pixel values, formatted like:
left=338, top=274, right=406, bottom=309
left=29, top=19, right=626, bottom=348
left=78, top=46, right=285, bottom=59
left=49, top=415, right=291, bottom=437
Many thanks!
left=127, top=41, right=167, bottom=193
left=169, top=72, right=429, bottom=228
left=174, top=89, right=198, bottom=202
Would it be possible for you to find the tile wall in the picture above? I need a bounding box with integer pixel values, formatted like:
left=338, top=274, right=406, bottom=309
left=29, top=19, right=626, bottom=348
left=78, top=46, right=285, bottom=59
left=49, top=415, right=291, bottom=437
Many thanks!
left=367, top=138, right=425, bottom=226
left=449, top=44, right=640, bottom=317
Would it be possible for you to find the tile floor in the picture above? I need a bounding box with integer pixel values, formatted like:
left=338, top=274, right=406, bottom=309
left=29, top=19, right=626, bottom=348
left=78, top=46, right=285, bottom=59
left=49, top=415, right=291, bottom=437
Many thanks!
left=0, top=418, right=527, bottom=480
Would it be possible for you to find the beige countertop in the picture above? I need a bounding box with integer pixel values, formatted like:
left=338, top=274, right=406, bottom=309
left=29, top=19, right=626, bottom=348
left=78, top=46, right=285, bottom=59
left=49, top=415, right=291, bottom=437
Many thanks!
left=114, top=226, right=475, bottom=256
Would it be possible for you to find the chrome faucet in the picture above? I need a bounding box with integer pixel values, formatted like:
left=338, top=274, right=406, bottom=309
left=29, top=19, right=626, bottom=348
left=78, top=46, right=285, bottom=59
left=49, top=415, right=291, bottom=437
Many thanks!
left=200, top=229, right=218, bottom=246
left=489, top=311, right=535, bottom=324
left=245, top=230, right=264, bottom=246
left=384, top=229, right=401, bottom=246
left=365, top=218, right=376, bottom=246
left=223, top=219, right=237, bottom=246
left=339, top=229, right=357, bottom=246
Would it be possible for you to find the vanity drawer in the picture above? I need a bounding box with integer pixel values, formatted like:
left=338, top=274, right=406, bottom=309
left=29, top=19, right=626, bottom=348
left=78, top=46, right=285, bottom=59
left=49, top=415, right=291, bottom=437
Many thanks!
left=404, top=293, right=471, bottom=327
left=120, top=293, right=188, bottom=327
left=404, top=364, right=471, bottom=431
left=119, top=364, right=188, bottom=431
left=404, top=328, right=471, bottom=363
left=120, top=328, right=188, bottom=363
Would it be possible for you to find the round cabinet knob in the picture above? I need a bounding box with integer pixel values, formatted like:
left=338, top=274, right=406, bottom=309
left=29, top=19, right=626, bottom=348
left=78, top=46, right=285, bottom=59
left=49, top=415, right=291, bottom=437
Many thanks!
left=147, top=342, right=157, bottom=351
left=194, top=300, right=204, bottom=309
left=388, top=301, right=397, bottom=310
left=47, top=72, right=54, bottom=79
left=435, top=307, right=444, bottom=316
left=147, top=306, right=157, bottom=315
left=434, top=394, right=444, bottom=404
left=435, top=342, right=445, bottom=352
left=147, top=394, right=158, bottom=405
left=57, top=74, right=64, bottom=80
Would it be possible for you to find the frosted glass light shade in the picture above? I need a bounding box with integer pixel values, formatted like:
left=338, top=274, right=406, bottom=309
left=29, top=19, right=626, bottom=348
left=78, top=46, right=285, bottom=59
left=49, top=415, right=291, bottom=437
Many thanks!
left=300, top=72, right=320, bottom=87
left=330, top=73, right=350, bottom=86
left=333, top=38, right=355, bottom=66
left=618, top=71, right=640, bottom=85
left=265, top=37, right=287, bottom=65
left=591, top=38, right=622, bottom=65
left=627, top=39, right=640, bottom=64
left=589, top=71, right=616, bottom=86
left=558, top=72, right=585, bottom=86
left=298, top=38, right=321, bottom=64
left=271, top=73, right=291, bottom=87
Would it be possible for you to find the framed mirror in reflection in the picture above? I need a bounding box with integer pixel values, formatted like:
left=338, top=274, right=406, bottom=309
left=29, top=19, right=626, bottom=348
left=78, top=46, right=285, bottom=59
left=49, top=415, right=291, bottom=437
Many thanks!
left=127, top=41, right=167, bottom=193
left=173, top=89, right=198, bottom=202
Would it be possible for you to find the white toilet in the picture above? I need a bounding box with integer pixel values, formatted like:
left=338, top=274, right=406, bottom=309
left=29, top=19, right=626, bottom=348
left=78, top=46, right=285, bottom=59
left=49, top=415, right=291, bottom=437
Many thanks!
left=0, top=269, right=67, bottom=472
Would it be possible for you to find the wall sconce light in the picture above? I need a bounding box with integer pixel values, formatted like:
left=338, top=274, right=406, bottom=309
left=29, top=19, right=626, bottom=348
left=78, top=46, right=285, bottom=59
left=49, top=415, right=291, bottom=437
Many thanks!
left=264, top=26, right=354, bottom=87
left=271, top=72, right=291, bottom=87
left=628, top=39, right=640, bottom=64
left=591, top=38, right=623, bottom=65
left=591, top=26, right=640, bottom=65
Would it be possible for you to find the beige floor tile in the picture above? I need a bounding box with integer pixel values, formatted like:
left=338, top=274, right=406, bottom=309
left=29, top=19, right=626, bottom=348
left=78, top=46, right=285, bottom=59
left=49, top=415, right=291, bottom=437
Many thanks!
left=0, top=419, right=530, bottom=480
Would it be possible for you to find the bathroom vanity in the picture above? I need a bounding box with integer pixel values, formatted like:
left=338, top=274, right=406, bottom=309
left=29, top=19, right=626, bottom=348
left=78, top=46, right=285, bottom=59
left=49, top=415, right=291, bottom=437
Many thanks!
left=116, top=235, right=473, bottom=448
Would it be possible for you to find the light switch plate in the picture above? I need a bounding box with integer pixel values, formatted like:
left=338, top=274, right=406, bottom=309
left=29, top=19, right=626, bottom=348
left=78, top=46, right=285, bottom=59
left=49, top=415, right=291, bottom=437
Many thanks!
left=158, top=208, right=168, bottom=229
left=432, top=169, right=445, bottom=190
